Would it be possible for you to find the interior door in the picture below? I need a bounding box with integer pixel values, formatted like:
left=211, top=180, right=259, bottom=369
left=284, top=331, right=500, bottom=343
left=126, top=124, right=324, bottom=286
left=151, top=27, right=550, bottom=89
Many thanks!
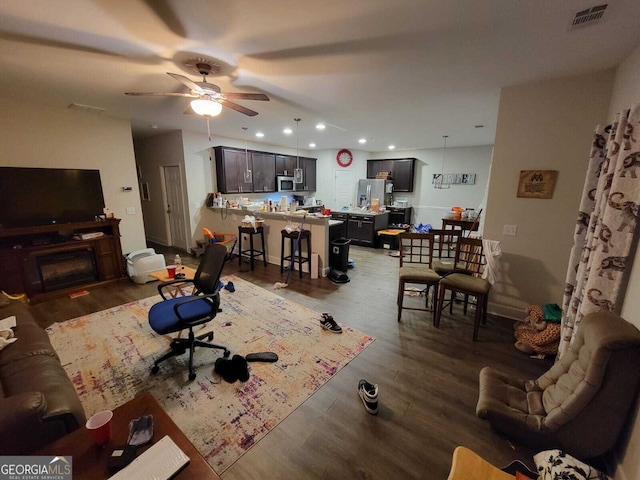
left=163, top=165, right=188, bottom=249
left=334, top=170, right=355, bottom=209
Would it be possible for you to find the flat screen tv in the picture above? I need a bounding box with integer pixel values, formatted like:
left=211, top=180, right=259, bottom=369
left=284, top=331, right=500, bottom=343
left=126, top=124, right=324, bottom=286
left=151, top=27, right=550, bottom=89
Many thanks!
left=0, top=167, right=106, bottom=228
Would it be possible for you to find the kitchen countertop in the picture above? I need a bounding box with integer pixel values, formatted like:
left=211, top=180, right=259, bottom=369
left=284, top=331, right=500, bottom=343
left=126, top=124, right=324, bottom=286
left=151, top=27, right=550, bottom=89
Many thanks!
left=207, top=206, right=335, bottom=225
left=330, top=210, right=390, bottom=216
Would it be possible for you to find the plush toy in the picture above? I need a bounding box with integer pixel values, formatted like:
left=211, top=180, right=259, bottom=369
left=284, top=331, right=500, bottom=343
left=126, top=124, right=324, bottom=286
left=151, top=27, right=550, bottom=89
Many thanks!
left=514, top=305, right=561, bottom=356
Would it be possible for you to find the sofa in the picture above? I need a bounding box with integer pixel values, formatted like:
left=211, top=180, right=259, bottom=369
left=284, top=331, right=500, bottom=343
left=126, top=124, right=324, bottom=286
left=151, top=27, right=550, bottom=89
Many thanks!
left=0, top=303, right=86, bottom=454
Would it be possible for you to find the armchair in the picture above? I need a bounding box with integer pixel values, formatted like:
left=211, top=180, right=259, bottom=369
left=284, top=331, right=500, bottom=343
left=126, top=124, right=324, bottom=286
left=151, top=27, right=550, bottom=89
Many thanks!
left=148, top=243, right=230, bottom=381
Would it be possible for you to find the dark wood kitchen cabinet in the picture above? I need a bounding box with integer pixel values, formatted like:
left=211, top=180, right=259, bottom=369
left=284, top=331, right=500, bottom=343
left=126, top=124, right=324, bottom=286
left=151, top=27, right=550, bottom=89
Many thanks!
left=346, top=212, right=389, bottom=247
left=276, top=155, right=296, bottom=176
left=251, top=151, right=276, bottom=192
left=214, top=147, right=253, bottom=194
left=294, top=157, right=317, bottom=192
left=367, top=158, right=416, bottom=192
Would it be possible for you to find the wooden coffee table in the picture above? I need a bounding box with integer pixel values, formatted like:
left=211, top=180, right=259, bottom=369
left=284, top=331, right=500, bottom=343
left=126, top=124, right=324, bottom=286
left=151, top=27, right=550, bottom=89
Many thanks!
left=36, top=391, right=220, bottom=479
left=149, top=266, right=198, bottom=297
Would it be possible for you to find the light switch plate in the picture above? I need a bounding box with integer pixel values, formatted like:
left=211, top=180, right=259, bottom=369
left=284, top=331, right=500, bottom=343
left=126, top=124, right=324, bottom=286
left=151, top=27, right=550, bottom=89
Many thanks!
left=126, top=206, right=135, bottom=215
left=503, top=224, right=517, bottom=236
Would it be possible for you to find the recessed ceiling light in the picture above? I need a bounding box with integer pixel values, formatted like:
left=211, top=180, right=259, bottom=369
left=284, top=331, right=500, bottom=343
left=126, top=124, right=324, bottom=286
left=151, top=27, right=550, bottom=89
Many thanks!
left=316, top=123, right=326, bottom=130
left=283, top=127, right=292, bottom=135
left=255, top=132, right=264, bottom=138
left=309, top=143, right=316, bottom=148
left=358, top=138, right=366, bottom=144
left=388, top=145, right=395, bottom=150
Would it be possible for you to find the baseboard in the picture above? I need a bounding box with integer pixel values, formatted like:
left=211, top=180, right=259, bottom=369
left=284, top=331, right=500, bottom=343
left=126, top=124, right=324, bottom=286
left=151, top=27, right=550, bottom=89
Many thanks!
left=487, top=302, right=527, bottom=321
left=146, top=236, right=169, bottom=246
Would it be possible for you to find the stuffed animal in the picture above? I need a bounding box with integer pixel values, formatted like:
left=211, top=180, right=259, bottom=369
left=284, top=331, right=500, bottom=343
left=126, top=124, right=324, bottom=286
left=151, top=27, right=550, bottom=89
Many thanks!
left=514, top=305, right=561, bottom=356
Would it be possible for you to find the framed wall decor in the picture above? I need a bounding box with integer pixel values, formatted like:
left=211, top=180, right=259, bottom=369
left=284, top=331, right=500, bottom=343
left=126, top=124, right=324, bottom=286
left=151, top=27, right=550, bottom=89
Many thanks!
left=517, top=170, right=558, bottom=199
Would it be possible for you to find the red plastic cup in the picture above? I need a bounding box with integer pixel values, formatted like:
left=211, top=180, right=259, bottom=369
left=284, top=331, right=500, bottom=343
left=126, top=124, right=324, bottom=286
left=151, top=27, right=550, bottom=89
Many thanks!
left=86, top=410, right=113, bottom=446
left=167, top=265, right=177, bottom=279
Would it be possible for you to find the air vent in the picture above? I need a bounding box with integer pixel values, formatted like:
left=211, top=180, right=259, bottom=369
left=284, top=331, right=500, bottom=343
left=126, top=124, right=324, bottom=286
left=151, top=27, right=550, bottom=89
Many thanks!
left=67, top=103, right=107, bottom=114
left=569, top=4, right=608, bottom=29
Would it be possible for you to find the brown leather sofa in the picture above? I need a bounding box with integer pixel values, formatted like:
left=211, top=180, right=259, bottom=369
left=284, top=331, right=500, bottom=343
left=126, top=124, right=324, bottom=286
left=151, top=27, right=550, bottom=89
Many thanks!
left=0, top=303, right=86, bottom=454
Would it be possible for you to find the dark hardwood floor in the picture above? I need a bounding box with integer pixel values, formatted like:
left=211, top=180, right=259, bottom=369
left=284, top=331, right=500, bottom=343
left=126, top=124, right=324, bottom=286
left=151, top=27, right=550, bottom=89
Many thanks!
left=17, top=243, right=553, bottom=479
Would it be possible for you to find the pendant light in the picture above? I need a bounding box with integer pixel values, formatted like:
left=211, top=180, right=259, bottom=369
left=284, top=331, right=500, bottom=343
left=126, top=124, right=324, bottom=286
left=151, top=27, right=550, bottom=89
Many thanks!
left=242, top=127, right=252, bottom=183
left=434, top=135, right=451, bottom=189
left=293, top=118, right=303, bottom=184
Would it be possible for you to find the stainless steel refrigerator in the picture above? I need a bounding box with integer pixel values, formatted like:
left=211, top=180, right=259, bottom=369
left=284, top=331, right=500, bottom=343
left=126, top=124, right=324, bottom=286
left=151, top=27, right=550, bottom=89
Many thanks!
left=357, top=179, right=393, bottom=208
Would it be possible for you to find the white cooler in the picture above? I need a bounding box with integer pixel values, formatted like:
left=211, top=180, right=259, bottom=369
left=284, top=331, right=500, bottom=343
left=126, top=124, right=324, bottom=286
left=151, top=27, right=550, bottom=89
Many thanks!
left=126, top=248, right=166, bottom=284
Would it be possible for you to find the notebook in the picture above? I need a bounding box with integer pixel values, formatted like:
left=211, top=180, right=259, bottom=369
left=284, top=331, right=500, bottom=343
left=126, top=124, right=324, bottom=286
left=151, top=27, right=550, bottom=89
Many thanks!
left=108, top=435, right=190, bottom=480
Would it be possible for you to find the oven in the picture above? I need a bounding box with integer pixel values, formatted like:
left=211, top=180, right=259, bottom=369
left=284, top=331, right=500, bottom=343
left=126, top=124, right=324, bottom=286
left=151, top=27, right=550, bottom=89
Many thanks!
left=277, top=176, right=295, bottom=192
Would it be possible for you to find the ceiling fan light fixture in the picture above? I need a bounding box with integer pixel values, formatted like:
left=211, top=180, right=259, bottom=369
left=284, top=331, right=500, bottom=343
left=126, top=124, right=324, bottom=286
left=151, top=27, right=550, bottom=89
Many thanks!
left=190, top=99, right=222, bottom=117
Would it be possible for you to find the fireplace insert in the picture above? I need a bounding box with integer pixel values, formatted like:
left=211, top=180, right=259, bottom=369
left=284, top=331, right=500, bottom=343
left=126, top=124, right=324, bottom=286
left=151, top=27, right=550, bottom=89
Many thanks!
left=37, top=249, right=98, bottom=292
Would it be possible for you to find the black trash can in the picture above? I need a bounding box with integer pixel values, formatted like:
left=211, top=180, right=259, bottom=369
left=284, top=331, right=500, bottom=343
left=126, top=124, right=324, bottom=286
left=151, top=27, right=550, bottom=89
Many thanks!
left=330, top=238, right=351, bottom=272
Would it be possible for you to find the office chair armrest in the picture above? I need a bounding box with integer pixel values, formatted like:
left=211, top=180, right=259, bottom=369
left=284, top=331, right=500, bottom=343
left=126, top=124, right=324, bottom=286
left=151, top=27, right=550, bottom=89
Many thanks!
left=157, top=278, right=195, bottom=300
left=173, top=292, right=221, bottom=326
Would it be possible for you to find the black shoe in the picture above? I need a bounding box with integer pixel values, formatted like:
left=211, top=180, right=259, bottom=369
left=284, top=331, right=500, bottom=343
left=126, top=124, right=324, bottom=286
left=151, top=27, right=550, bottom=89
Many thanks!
left=232, top=354, right=249, bottom=382
left=214, top=357, right=237, bottom=383
left=358, top=379, right=379, bottom=414
left=320, top=313, right=342, bottom=333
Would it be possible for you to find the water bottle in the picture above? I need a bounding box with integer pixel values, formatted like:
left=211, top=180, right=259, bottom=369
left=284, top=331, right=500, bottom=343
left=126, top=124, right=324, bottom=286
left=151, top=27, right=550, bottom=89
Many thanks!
left=174, top=254, right=182, bottom=273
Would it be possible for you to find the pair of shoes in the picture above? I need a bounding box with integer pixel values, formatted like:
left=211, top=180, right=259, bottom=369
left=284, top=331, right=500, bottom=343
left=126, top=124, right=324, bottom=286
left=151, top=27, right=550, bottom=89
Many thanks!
left=214, top=354, right=249, bottom=383
left=358, top=379, right=379, bottom=414
left=224, top=281, right=235, bottom=292
left=320, top=313, right=342, bottom=333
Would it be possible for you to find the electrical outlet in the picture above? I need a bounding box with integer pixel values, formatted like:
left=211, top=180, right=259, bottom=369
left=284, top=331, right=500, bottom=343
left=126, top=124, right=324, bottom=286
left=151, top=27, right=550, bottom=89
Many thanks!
left=126, top=206, right=135, bottom=215
left=503, top=224, right=517, bottom=236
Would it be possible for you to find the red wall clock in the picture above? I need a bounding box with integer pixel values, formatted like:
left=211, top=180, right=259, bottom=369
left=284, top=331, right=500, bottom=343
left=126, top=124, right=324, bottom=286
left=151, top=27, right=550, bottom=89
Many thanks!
left=336, top=149, right=353, bottom=167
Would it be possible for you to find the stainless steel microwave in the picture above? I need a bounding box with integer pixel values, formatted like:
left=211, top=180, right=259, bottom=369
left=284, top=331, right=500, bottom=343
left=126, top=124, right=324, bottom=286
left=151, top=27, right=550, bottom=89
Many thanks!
left=277, top=176, right=295, bottom=192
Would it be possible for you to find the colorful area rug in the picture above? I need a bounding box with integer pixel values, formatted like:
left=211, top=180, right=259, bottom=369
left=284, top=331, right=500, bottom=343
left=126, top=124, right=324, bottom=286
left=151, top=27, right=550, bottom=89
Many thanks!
left=47, top=274, right=374, bottom=474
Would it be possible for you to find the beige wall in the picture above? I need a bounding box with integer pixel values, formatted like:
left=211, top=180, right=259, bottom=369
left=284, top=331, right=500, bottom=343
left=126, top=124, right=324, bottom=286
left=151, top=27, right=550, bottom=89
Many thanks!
left=484, top=70, right=615, bottom=319
left=0, top=98, right=146, bottom=254
left=610, top=42, right=640, bottom=480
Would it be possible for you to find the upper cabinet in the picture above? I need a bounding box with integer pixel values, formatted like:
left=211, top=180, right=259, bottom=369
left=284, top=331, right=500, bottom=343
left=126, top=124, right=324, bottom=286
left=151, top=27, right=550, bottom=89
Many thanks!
left=214, top=147, right=253, bottom=194
left=215, top=147, right=316, bottom=194
left=294, top=157, right=317, bottom=192
left=367, top=158, right=416, bottom=192
left=276, top=155, right=296, bottom=176
left=251, top=152, right=276, bottom=192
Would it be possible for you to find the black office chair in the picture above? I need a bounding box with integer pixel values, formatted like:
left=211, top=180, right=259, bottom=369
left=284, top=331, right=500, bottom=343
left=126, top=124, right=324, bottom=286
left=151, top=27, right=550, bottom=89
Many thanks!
left=148, top=243, right=230, bottom=380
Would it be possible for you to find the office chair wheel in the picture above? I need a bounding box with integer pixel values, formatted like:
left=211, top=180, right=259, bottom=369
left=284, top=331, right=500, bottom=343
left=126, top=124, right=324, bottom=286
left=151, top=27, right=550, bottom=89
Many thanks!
left=188, top=372, right=197, bottom=381
left=223, top=349, right=230, bottom=358
left=151, top=365, right=160, bottom=375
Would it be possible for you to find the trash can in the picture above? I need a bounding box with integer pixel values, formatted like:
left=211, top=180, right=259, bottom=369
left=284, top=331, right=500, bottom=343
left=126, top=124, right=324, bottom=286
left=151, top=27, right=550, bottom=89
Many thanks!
left=330, top=238, right=351, bottom=272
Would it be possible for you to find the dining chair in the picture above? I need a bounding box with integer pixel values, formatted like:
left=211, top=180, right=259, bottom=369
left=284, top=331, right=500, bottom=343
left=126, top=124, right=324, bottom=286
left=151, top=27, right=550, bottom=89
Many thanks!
left=435, top=237, right=490, bottom=341
left=397, top=232, right=441, bottom=323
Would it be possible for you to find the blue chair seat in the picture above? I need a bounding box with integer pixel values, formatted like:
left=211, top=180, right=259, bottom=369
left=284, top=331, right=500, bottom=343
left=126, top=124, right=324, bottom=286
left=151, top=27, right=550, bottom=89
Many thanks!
left=149, top=296, right=216, bottom=334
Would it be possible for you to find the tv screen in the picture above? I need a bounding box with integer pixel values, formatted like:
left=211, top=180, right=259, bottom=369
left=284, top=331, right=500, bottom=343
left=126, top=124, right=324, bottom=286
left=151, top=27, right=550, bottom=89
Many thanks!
left=0, top=167, right=106, bottom=228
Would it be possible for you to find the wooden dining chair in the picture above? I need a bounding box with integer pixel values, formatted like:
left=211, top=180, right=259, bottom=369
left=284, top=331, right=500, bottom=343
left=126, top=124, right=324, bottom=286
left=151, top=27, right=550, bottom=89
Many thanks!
left=397, top=232, right=441, bottom=323
left=435, top=237, right=490, bottom=341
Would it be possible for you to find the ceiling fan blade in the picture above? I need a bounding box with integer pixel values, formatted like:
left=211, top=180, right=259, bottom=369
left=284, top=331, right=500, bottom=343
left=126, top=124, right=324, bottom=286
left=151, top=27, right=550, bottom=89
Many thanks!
left=167, top=72, right=205, bottom=94
left=220, top=100, right=259, bottom=117
left=125, top=92, right=198, bottom=97
left=223, top=93, right=270, bottom=101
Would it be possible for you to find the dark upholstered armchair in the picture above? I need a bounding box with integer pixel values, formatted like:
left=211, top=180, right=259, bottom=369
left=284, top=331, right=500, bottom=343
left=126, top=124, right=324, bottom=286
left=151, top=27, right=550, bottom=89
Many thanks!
left=476, top=311, right=640, bottom=459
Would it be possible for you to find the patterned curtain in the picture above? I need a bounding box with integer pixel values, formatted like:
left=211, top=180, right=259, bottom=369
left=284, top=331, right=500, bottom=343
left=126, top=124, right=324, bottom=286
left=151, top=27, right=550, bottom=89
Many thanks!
left=559, top=103, right=640, bottom=358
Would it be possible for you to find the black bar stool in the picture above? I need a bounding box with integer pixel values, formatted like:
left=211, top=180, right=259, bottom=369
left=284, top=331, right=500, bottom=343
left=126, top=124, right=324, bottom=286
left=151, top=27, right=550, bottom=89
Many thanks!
left=238, top=225, right=267, bottom=270
left=280, top=229, right=311, bottom=278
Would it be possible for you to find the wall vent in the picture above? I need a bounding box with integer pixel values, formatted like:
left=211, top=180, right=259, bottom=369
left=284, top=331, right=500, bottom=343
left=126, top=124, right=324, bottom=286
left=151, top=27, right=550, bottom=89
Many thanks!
left=67, top=103, right=107, bottom=114
left=569, top=4, right=608, bottom=29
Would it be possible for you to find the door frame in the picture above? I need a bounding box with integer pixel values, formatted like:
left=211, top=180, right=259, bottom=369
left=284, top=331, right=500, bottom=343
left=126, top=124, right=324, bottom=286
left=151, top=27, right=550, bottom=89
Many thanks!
left=160, top=165, right=189, bottom=251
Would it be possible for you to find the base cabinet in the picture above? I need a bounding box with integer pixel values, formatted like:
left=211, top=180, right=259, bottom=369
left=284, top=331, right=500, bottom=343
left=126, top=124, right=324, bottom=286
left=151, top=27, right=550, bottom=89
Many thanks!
left=332, top=212, right=388, bottom=247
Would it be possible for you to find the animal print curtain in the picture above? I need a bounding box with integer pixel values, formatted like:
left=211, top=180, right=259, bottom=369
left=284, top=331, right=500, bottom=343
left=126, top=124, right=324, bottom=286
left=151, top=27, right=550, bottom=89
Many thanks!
left=558, top=103, right=640, bottom=358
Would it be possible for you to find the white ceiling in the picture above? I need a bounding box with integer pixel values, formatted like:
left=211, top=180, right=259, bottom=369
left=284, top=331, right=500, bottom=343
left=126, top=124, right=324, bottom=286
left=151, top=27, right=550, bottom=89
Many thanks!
left=0, top=0, right=638, bottom=152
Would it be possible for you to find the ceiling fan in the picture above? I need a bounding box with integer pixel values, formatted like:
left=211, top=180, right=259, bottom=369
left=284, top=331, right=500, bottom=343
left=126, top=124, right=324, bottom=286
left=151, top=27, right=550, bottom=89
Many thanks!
left=125, top=60, right=269, bottom=117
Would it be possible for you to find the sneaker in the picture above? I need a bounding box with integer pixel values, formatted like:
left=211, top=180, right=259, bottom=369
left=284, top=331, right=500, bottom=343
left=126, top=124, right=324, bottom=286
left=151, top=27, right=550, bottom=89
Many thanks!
left=320, top=313, right=342, bottom=333
left=224, top=281, right=235, bottom=292
left=358, top=379, right=379, bottom=414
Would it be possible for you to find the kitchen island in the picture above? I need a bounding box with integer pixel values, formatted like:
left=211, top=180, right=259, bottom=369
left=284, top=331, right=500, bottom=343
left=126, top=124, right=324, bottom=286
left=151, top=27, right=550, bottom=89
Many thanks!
left=201, top=207, right=343, bottom=277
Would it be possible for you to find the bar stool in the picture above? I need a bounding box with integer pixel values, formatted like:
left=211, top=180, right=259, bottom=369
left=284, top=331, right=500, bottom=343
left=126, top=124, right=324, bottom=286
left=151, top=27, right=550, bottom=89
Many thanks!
left=238, top=226, right=267, bottom=270
left=280, top=229, right=311, bottom=278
